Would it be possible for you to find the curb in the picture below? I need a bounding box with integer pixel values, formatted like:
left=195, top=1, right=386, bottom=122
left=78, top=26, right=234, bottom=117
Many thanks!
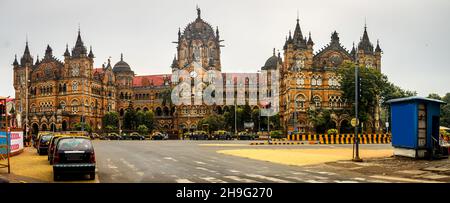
left=250, top=141, right=320, bottom=145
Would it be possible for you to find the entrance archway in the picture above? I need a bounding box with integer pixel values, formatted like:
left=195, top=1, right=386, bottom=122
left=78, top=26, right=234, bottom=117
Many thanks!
left=32, top=123, right=39, bottom=136
left=340, top=120, right=352, bottom=133
left=62, top=120, right=68, bottom=131
left=41, top=124, right=48, bottom=131
left=50, top=123, right=56, bottom=132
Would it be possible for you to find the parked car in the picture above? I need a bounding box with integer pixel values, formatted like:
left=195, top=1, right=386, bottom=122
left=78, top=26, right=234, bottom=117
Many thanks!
left=107, top=133, right=122, bottom=140
left=37, top=134, right=54, bottom=155
left=129, top=132, right=145, bottom=140
left=190, top=131, right=209, bottom=140
left=213, top=130, right=232, bottom=140
left=151, top=132, right=165, bottom=140
left=237, top=132, right=256, bottom=140
left=52, top=137, right=96, bottom=181
left=34, top=132, right=53, bottom=148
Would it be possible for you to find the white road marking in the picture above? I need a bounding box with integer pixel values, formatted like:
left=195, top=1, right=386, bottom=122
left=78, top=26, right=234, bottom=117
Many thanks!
left=200, top=177, right=227, bottom=183
left=120, top=158, right=136, bottom=169
left=107, top=164, right=118, bottom=169
left=335, top=180, right=359, bottom=183
left=353, top=177, right=366, bottom=181
left=370, top=175, right=444, bottom=183
left=312, top=176, right=329, bottom=180
left=245, top=174, right=293, bottom=183
left=291, top=172, right=306, bottom=175
left=195, top=167, right=217, bottom=173
left=194, top=161, right=206, bottom=165
left=224, top=176, right=260, bottom=183
left=163, top=157, right=178, bottom=162
left=176, top=179, right=194, bottom=183
left=304, top=180, right=326, bottom=183
left=229, top=169, right=240, bottom=173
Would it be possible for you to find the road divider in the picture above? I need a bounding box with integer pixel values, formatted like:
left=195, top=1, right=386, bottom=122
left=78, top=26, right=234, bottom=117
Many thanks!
left=286, top=134, right=391, bottom=144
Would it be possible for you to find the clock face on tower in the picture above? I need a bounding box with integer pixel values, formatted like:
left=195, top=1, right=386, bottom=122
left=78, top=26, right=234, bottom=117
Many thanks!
left=190, top=71, right=198, bottom=78
left=71, top=64, right=80, bottom=77
left=294, top=55, right=305, bottom=70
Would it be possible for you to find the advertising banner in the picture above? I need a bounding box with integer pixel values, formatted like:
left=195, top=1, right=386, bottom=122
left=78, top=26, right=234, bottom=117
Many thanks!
left=0, top=131, right=24, bottom=154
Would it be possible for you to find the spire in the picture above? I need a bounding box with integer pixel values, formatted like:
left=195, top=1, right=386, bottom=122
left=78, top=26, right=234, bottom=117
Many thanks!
left=331, top=31, right=340, bottom=44
left=13, top=54, right=19, bottom=66
left=293, top=17, right=303, bottom=41
left=196, top=6, right=201, bottom=19
left=216, top=26, right=220, bottom=38
left=178, top=27, right=181, bottom=39
left=273, top=48, right=276, bottom=56
left=72, top=27, right=87, bottom=57
left=307, top=31, right=314, bottom=46
left=64, top=44, right=70, bottom=57
left=120, top=53, right=124, bottom=61
left=358, top=22, right=374, bottom=54
left=88, top=46, right=94, bottom=58
left=171, top=54, right=178, bottom=69
left=350, top=42, right=356, bottom=58
left=288, top=30, right=292, bottom=40
left=35, top=54, right=40, bottom=65
left=21, top=41, right=33, bottom=66
left=375, top=39, right=382, bottom=53
left=45, top=44, right=53, bottom=59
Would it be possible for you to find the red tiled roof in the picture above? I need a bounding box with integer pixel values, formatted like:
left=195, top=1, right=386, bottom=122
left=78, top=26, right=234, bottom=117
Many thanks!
left=133, top=74, right=169, bottom=87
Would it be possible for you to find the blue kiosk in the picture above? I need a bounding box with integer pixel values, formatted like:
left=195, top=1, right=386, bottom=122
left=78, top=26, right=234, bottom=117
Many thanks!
left=387, top=96, right=448, bottom=159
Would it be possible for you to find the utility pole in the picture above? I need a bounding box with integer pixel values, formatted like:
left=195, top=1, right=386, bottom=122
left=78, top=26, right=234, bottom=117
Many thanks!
left=81, top=70, right=85, bottom=133
left=25, top=65, right=29, bottom=145
left=353, top=64, right=362, bottom=162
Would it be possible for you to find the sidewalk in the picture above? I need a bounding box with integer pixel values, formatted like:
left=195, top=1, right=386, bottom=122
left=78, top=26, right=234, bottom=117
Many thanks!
left=217, top=148, right=393, bottom=166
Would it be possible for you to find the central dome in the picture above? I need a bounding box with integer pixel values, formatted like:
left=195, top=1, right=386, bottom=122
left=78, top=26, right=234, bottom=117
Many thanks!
left=182, top=8, right=216, bottom=40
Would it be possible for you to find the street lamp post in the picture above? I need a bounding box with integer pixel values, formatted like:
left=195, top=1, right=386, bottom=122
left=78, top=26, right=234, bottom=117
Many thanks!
left=353, top=64, right=362, bottom=162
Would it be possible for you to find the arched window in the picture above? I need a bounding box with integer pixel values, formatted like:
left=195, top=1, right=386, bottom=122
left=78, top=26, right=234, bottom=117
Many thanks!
left=295, top=95, right=306, bottom=109
left=71, top=100, right=79, bottom=114
left=60, top=101, right=66, bottom=111
left=313, top=96, right=321, bottom=108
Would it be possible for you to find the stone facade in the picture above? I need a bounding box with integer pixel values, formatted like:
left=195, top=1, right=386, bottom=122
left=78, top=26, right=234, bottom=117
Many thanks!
left=12, top=8, right=382, bottom=135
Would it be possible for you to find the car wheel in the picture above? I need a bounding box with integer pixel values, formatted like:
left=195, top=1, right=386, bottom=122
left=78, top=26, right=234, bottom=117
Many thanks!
left=89, top=172, right=96, bottom=180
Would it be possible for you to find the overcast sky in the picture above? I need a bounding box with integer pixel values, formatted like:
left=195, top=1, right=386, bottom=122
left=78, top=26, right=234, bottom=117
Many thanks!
left=1, top=0, right=449, bottom=97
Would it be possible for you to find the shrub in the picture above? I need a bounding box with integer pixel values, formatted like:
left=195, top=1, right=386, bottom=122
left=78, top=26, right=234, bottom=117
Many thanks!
left=327, top=129, right=338, bottom=135
left=137, top=125, right=149, bottom=135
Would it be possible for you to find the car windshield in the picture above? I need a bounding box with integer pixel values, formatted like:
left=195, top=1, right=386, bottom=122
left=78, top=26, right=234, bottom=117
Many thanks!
left=57, top=138, right=92, bottom=151
left=41, top=135, right=53, bottom=142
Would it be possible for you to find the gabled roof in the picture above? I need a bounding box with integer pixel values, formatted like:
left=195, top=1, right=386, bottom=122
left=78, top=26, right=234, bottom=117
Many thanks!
left=133, top=74, right=169, bottom=87
left=314, top=31, right=353, bottom=60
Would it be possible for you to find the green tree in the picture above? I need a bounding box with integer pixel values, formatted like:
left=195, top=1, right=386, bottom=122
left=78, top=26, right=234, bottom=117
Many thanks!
left=441, top=93, right=450, bottom=127
left=198, top=114, right=226, bottom=133
left=137, top=124, right=149, bottom=135
left=307, top=109, right=335, bottom=133
left=123, top=108, right=137, bottom=130
left=428, top=93, right=442, bottom=100
left=74, top=122, right=92, bottom=133
left=338, top=62, right=416, bottom=125
left=104, top=125, right=117, bottom=133
left=102, top=112, right=119, bottom=129
left=251, top=108, right=261, bottom=132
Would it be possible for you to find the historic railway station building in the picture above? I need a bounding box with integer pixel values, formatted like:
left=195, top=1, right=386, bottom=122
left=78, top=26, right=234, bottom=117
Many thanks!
left=12, top=8, right=382, bottom=135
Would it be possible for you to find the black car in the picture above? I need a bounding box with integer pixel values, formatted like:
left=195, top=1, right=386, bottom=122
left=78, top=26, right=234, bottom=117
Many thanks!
left=129, top=133, right=145, bottom=140
left=37, top=134, right=53, bottom=155
left=52, top=137, right=96, bottom=181
left=107, top=133, right=122, bottom=140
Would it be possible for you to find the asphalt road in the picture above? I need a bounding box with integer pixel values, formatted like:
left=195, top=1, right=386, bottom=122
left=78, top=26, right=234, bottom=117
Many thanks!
left=93, top=140, right=393, bottom=183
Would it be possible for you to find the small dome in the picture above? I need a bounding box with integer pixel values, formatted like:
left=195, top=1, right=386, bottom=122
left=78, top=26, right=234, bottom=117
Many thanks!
left=262, top=49, right=280, bottom=70
left=113, top=54, right=132, bottom=73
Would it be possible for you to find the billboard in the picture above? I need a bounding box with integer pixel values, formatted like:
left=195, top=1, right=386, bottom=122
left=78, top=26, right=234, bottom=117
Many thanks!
left=0, top=131, right=24, bottom=154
